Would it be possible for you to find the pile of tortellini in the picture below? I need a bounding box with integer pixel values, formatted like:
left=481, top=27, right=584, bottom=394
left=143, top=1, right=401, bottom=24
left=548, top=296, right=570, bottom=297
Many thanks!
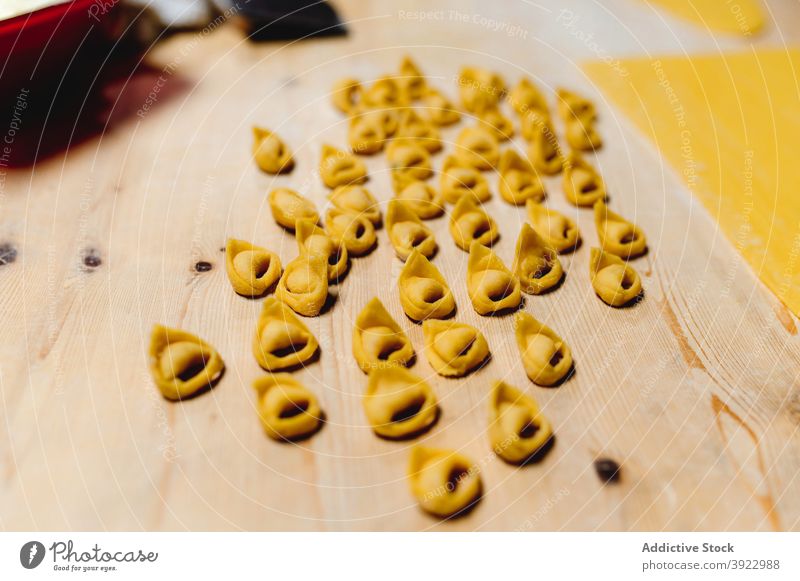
left=148, top=56, right=647, bottom=520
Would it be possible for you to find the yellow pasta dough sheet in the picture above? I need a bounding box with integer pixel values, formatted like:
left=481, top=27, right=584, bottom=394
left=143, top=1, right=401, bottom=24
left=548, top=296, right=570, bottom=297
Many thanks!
left=584, top=49, right=800, bottom=315
left=643, top=0, right=765, bottom=36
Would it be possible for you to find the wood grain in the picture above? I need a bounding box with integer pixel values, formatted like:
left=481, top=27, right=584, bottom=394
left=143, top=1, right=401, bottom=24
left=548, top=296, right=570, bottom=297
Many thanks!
left=1, top=0, right=799, bottom=531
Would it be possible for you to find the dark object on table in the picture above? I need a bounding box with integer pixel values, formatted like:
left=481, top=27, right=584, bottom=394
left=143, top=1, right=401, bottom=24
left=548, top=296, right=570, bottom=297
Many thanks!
left=594, top=458, right=621, bottom=484
left=232, top=0, right=346, bottom=41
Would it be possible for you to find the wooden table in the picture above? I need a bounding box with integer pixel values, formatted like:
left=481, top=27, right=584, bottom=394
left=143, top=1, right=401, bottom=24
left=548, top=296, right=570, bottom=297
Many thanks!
left=2, top=0, right=800, bottom=531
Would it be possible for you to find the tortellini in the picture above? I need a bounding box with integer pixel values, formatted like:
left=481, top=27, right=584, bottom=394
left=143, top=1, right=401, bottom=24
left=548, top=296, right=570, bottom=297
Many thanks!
left=497, top=149, right=545, bottom=205
left=364, top=366, right=438, bottom=439
left=467, top=242, right=522, bottom=315
left=489, top=380, right=553, bottom=464
left=398, top=55, right=427, bottom=100
left=454, top=126, right=500, bottom=171
left=295, top=218, right=349, bottom=282
left=525, top=199, right=581, bottom=253
left=423, top=88, right=460, bottom=126
left=225, top=238, right=282, bottom=297
left=331, top=77, right=362, bottom=114
left=590, top=248, right=643, bottom=307
left=422, top=319, right=489, bottom=377
left=458, top=66, right=505, bottom=113
left=449, top=193, right=499, bottom=251
left=509, top=77, right=549, bottom=117
left=320, top=144, right=368, bottom=188
left=253, top=298, right=320, bottom=371
left=477, top=106, right=514, bottom=141
left=253, top=374, right=323, bottom=441
left=269, top=188, right=319, bottom=231
left=393, top=177, right=444, bottom=219
left=396, top=108, right=441, bottom=153
left=325, top=208, right=377, bottom=256
left=514, top=311, right=573, bottom=386
left=252, top=126, right=294, bottom=174
left=149, top=325, right=224, bottom=401
left=594, top=200, right=647, bottom=258
left=512, top=223, right=563, bottom=295
left=362, top=76, right=409, bottom=109
left=408, top=446, right=482, bottom=518
left=557, top=88, right=602, bottom=151
left=275, top=253, right=329, bottom=316
left=387, top=139, right=433, bottom=182
left=563, top=152, right=605, bottom=207
left=525, top=115, right=563, bottom=176
left=440, top=155, right=491, bottom=204
left=348, top=110, right=386, bottom=155
left=386, top=199, right=437, bottom=261
left=329, top=184, right=382, bottom=225
left=557, top=88, right=596, bottom=122
left=353, top=297, right=415, bottom=373
left=398, top=250, right=456, bottom=321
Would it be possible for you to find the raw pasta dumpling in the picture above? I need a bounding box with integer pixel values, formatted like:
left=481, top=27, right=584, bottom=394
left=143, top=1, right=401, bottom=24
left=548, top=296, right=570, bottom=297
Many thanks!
left=269, top=188, right=319, bottom=231
left=398, top=55, right=427, bottom=100
left=589, top=248, right=642, bottom=307
left=454, top=126, right=500, bottom=170
left=396, top=108, right=441, bottom=153
left=325, top=208, right=377, bottom=256
left=563, top=152, right=605, bottom=207
left=497, top=148, right=545, bottom=205
left=353, top=297, right=415, bottom=373
left=525, top=200, right=581, bottom=253
left=525, top=115, right=563, bottom=176
left=393, top=177, right=444, bottom=220
left=362, top=76, right=409, bottom=109
left=364, top=367, right=438, bottom=439
left=594, top=200, right=647, bottom=258
left=398, top=250, right=456, bottom=321
left=331, top=77, right=362, bottom=114
left=408, top=446, right=482, bottom=518
left=423, top=87, right=460, bottom=126
left=449, top=193, right=499, bottom=251
left=348, top=110, right=386, bottom=155
left=295, top=218, right=349, bottom=282
left=509, top=77, right=549, bottom=117
left=440, top=155, right=491, bottom=204
left=253, top=374, right=323, bottom=441
left=477, top=106, right=514, bottom=141
left=320, top=144, right=368, bottom=188
left=458, top=66, right=505, bottom=112
left=252, top=126, right=294, bottom=174
left=253, top=298, right=319, bottom=371
left=422, top=319, right=489, bottom=377
left=512, top=223, right=563, bottom=295
left=489, top=380, right=553, bottom=464
left=467, top=242, right=521, bottom=315
left=328, top=184, right=382, bottom=225
left=225, top=238, right=282, bottom=297
left=149, top=325, right=224, bottom=401
left=514, top=311, right=573, bottom=386
left=275, top=253, right=329, bottom=316
left=386, top=199, right=437, bottom=260
left=387, top=139, right=433, bottom=182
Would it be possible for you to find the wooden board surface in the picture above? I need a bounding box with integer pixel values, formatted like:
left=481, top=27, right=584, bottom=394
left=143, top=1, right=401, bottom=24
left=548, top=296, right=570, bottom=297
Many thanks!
left=2, top=0, right=800, bottom=531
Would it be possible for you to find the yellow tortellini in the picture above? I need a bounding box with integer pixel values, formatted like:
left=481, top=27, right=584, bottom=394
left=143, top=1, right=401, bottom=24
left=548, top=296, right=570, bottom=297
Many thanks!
left=557, top=88, right=601, bottom=151
left=362, top=76, right=409, bottom=109
left=489, top=380, right=553, bottom=464
left=525, top=115, right=563, bottom=176
left=387, top=139, right=433, bottom=182
left=364, top=366, right=438, bottom=439
left=253, top=297, right=320, bottom=371
left=423, top=87, right=461, bottom=126
left=253, top=374, right=323, bottom=441
left=393, top=177, right=444, bottom=220
left=329, top=184, right=382, bottom=225
left=353, top=297, right=415, bottom=373
left=348, top=110, right=386, bottom=155
left=422, top=319, right=489, bottom=377
left=458, top=66, right=505, bottom=113
left=331, top=77, right=362, bottom=114
left=269, top=188, right=319, bottom=231
left=275, top=253, right=329, bottom=317
left=386, top=199, right=437, bottom=261
left=450, top=193, right=499, bottom=251
left=398, top=250, right=456, bottom=321
left=225, top=238, right=282, bottom=297
left=512, top=223, right=563, bottom=295
left=590, top=248, right=643, bottom=307
left=509, top=77, right=549, bottom=117
left=320, top=144, right=368, bottom=189
left=557, top=88, right=596, bottom=122
left=440, top=155, right=491, bottom=204
left=252, top=126, right=294, bottom=174
left=563, top=152, right=606, bottom=207
left=564, top=116, right=603, bottom=151
left=408, top=446, right=482, bottom=518
left=525, top=199, right=581, bottom=253
left=594, top=200, right=647, bottom=258
left=497, top=149, right=545, bottom=206
left=295, top=218, right=349, bottom=282
left=325, top=208, right=377, bottom=256
left=398, top=55, right=427, bottom=100
left=477, top=106, right=514, bottom=141
left=149, top=325, right=224, bottom=401
left=454, top=126, right=500, bottom=171
left=467, top=242, right=522, bottom=315
left=396, top=108, right=441, bottom=154
left=514, top=311, right=573, bottom=386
